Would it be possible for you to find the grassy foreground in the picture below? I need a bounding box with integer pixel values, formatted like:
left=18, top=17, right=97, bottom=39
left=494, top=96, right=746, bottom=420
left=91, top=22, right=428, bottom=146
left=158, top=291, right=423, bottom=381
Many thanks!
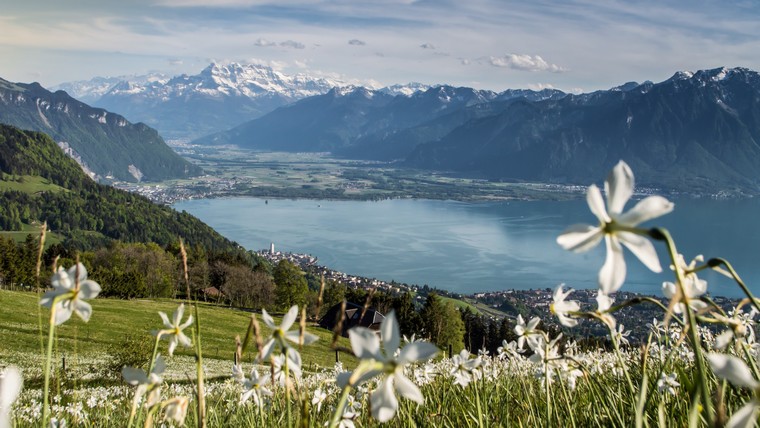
left=0, top=290, right=355, bottom=371
left=1, top=287, right=748, bottom=427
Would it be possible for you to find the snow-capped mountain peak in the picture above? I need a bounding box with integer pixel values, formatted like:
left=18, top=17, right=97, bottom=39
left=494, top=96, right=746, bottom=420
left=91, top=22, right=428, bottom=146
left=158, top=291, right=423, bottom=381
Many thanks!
left=50, top=62, right=354, bottom=139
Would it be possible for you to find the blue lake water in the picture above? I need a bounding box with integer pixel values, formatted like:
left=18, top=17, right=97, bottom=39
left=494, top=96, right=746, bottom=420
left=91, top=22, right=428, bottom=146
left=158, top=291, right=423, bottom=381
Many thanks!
left=174, top=197, right=760, bottom=298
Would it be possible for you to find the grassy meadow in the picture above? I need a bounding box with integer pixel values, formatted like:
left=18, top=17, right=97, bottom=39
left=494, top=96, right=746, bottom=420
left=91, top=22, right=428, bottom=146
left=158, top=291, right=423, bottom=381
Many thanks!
left=2, top=287, right=753, bottom=428
left=0, top=290, right=356, bottom=373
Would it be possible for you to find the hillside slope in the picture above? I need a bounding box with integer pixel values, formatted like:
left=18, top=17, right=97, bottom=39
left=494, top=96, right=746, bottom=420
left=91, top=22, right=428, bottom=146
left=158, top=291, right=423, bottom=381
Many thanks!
left=0, top=78, right=202, bottom=182
left=407, top=67, right=760, bottom=192
left=0, top=124, right=233, bottom=250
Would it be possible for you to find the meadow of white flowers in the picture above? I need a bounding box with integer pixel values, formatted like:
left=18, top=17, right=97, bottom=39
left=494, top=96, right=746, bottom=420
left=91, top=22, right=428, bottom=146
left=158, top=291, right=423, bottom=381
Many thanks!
left=1, top=160, right=759, bottom=427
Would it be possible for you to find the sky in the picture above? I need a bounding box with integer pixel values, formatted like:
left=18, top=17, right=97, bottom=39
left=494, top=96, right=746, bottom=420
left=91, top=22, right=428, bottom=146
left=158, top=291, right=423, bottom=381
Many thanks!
left=1, top=0, right=759, bottom=93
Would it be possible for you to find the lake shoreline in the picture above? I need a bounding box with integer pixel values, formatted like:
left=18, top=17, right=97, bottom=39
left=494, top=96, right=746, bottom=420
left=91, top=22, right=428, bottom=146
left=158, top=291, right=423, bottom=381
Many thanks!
left=174, top=196, right=760, bottom=299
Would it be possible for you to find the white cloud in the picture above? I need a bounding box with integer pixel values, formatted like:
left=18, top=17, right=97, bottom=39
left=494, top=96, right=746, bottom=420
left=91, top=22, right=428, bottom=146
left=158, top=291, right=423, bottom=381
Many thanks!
left=527, top=83, right=555, bottom=90
left=488, top=54, right=566, bottom=73
left=254, top=38, right=276, bottom=47
left=280, top=40, right=306, bottom=49
left=348, top=39, right=366, bottom=46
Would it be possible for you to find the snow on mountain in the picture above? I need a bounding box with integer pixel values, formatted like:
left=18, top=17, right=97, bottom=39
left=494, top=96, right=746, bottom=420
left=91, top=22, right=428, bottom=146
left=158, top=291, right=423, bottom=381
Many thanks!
left=49, top=63, right=356, bottom=139
left=378, top=82, right=432, bottom=96
left=99, top=62, right=347, bottom=102
left=51, top=73, right=169, bottom=104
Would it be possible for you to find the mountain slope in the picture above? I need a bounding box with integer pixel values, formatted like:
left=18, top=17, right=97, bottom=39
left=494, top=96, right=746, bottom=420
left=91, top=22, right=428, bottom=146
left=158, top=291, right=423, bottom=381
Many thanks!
left=73, top=63, right=348, bottom=139
left=194, top=87, right=395, bottom=151
left=194, top=85, right=565, bottom=159
left=194, top=66, right=760, bottom=192
left=407, top=67, right=760, bottom=192
left=0, top=78, right=201, bottom=182
left=0, top=124, right=235, bottom=250
left=53, top=63, right=432, bottom=140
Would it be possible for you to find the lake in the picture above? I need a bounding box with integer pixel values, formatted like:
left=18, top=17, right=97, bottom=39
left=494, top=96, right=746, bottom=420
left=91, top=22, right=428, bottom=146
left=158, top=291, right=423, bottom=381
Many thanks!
left=174, top=196, right=760, bottom=298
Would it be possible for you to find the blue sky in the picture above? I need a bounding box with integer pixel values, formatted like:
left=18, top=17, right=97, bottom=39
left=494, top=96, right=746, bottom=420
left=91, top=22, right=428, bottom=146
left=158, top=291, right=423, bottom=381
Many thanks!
left=1, top=0, right=759, bottom=92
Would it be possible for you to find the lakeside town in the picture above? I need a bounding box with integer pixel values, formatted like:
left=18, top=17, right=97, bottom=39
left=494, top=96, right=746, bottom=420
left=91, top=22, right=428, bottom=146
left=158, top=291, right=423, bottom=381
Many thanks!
left=253, top=246, right=741, bottom=344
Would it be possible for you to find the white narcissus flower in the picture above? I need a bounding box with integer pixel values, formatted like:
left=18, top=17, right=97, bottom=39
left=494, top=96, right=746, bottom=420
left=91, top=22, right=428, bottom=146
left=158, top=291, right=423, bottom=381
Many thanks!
left=260, top=306, right=318, bottom=361
left=450, top=349, right=482, bottom=388
left=48, top=418, right=67, bottom=428
left=557, top=160, right=674, bottom=294
left=157, top=304, right=193, bottom=356
left=0, top=365, right=23, bottom=428
left=162, top=396, right=189, bottom=425
left=497, top=340, right=522, bottom=360
left=241, top=368, right=272, bottom=407
left=529, top=334, right=562, bottom=364
left=707, top=353, right=760, bottom=428
left=312, top=388, right=327, bottom=413
left=345, top=310, right=438, bottom=423
left=123, top=355, right=166, bottom=409
left=657, top=373, right=680, bottom=396
left=273, top=349, right=303, bottom=385
left=40, top=263, right=101, bottom=325
left=614, top=325, right=631, bottom=346
left=595, top=291, right=617, bottom=329
left=232, top=364, right=245, bottom=383
left=514, top=315, right=541, bottom=351
left=662, top=254, right=708, bottom=315
left=707, top=353, right=759, bottom=389
left=550, top=284, right=580, bottom=327
left=715, top=309, right=757, bottom=350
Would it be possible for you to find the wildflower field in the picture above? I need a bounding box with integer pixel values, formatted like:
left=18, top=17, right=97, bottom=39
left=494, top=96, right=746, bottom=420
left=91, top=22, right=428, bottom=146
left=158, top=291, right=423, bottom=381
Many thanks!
left=2, top=161, right=760, bottom=427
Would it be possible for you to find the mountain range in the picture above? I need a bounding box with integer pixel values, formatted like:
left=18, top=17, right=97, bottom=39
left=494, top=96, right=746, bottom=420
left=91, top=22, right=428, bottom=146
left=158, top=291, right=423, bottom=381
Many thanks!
left=0, top=78, right=201, bottom=182
left=192, top=66, right=760, bottom=193
left=54, top=63, right=399, bottom=140
left=193, top=85, right=566, bottom=159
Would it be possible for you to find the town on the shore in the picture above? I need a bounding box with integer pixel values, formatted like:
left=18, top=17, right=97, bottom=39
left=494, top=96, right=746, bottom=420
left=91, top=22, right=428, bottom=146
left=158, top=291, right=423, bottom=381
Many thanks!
left=255, top=244, right=739, bottom=344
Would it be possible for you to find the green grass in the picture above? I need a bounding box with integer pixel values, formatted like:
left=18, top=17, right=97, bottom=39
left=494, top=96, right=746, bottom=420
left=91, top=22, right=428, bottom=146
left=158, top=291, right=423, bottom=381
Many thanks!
left=0, top=223, right=64, bottom=247
left=0, top=290, right=356, bottom=370
left=0, top=174, right=68, bottom=193
left=439, top=296, right=482, bottom=315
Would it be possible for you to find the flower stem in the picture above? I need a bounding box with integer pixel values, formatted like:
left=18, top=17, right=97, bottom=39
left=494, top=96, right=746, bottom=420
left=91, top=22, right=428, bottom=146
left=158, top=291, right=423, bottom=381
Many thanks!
left=708, top=258, right=760, bottom=316
left=286, top=362, right=292, bottom=428
left=475, top=377, right=485, bottom=427
left=327, top=385, right=352, bottom=428
left=653, top=227, right=714, bottom=425
left=193, top=303, right=207, bottom=428
left=41, top=302, right=58, bottom=428
left=129, top=334, right=163, bottom=428
left=606, top=322, right=635, bottom=395
left=544, top=340, right=551, bottom=424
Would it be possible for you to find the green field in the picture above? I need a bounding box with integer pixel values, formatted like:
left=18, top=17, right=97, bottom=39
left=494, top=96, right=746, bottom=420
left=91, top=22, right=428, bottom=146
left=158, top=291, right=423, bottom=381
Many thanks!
left=438, top=296, right=483, bottom=315
left=0, top=174, right=68, bottom=193
left=0, top=223, right=64, bottom=247
left=0, top=290, right=356, bottom=374
left=137, top=148, right=584, bottom=203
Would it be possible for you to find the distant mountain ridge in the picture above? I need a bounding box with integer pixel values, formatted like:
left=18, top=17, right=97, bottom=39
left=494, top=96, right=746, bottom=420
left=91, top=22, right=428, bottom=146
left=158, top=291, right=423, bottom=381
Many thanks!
left=0, top=78, right=201, bottom=182
left=53, top=63, right=431, bottom=140
left=407, top=66, right=760, bottom=193
left=192, top=66, right=760, bottom=193
left=193, top=84, right=567, bottom=160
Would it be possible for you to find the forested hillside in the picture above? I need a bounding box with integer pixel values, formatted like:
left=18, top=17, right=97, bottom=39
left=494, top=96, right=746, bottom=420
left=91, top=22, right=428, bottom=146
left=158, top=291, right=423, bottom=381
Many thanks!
left=0, top=78, right=202, bottom=182
left=0, top=124, right=230, bottom=250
